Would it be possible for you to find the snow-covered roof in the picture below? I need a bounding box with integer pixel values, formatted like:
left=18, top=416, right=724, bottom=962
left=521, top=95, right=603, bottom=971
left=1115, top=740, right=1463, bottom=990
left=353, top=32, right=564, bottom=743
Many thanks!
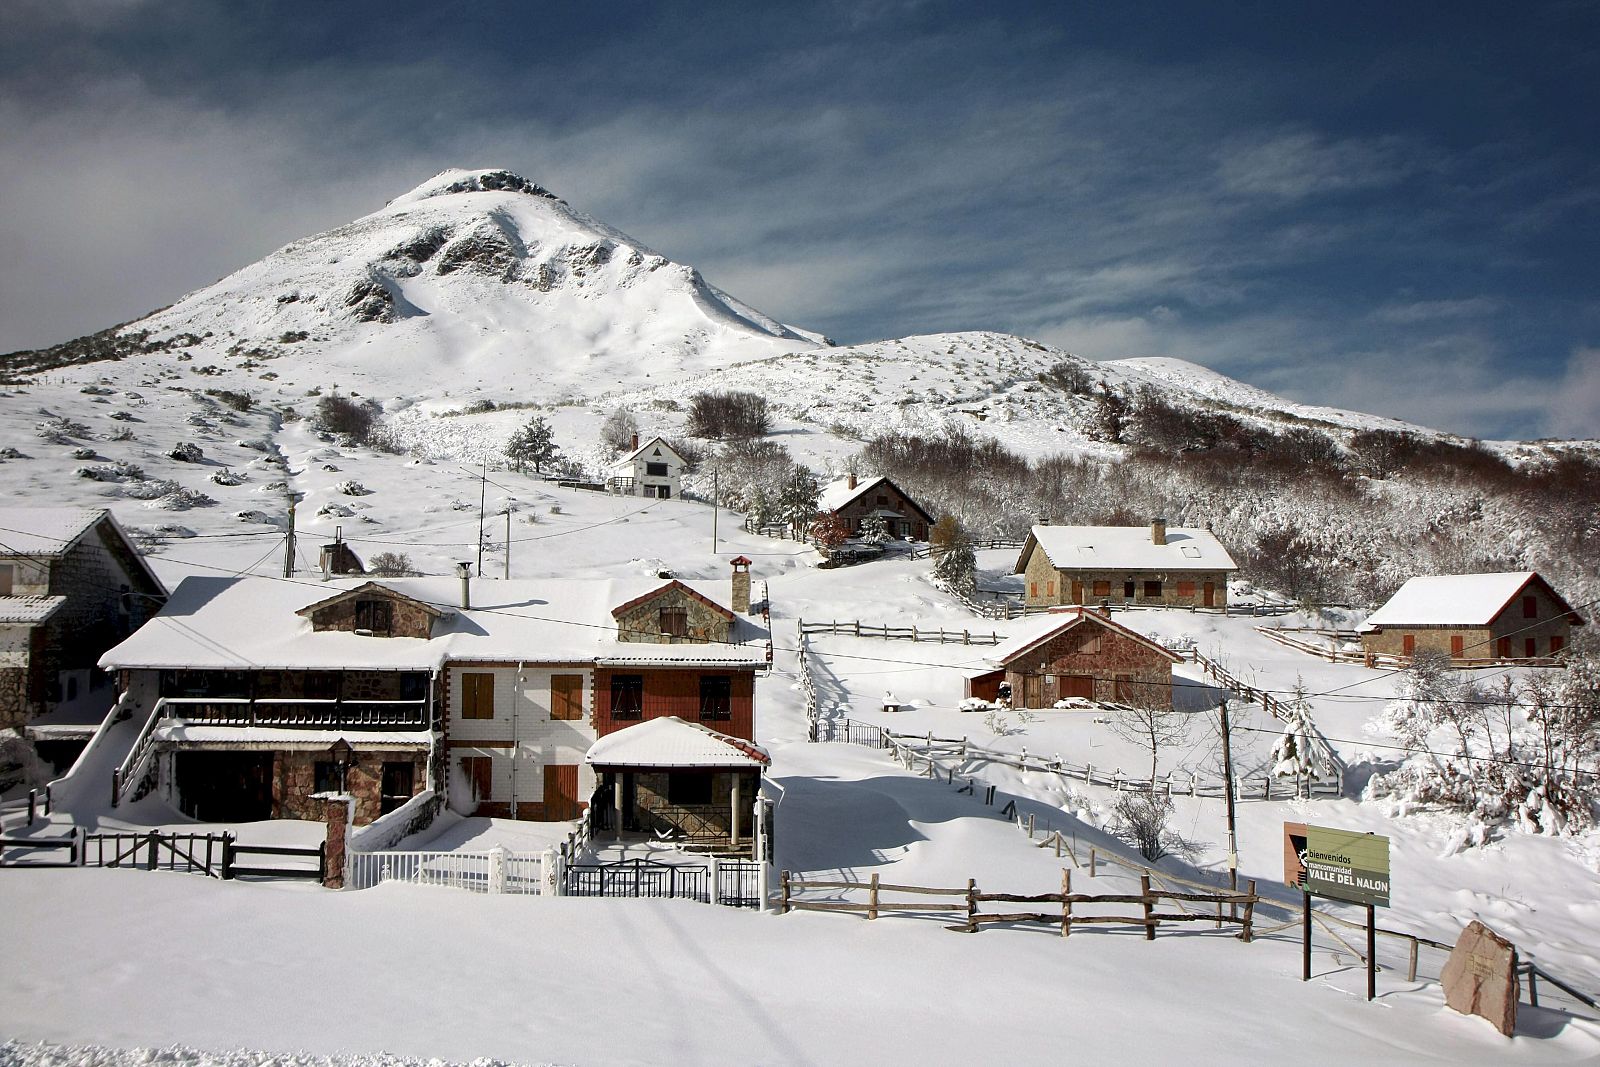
left=1018, top=525, right=1237, bottom=573
left=1359, top=572, right=1581, bottom=631
left=0, top=595, right=67, bottom=625
left=817, top=476, right=933, bottom=522
left=584, top=717, right=770, bottom=769
left=101, top=575, right=767, bottom=671
left=612, top=436, right=684, bottom=468
left=983, top=608, right=1181, bottom=667
left=0, top=507, right=106, bottom=556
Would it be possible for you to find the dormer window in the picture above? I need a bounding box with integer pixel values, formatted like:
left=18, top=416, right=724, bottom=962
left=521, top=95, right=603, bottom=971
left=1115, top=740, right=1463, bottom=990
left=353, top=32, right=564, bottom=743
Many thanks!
left=355, top=599, right=393, bottom=636
left=660, top=607, right=688, bottom=639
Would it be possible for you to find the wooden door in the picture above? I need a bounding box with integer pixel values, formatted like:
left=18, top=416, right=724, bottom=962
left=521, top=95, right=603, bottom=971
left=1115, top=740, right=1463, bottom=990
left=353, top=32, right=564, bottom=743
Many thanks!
left=1402, top=634, right=1415, bottom=656
left=544, top=764, right=579, bottom=821
left=1070, top=581, right=1083, bottom=604
left=550, top=674, right=584, bottom=720
left=1022, top=674, right=1044, bottom=709
left=1203, top=582, right=1215, bottom=608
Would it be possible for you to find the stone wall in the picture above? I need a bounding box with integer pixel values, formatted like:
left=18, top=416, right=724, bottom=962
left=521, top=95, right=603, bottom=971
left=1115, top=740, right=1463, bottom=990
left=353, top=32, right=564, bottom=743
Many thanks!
left=272, top=749, right=426, bottom=826
left=834, top=483, right=930, bottom=540
left=630, top=769, right=760, bottom=839
left=39, top=519, right=164, bottom=705
left=614, top=586, right=731, bottom=643
left=306, top=592, right=437, bottom=639
left=1363, top=581, right=1580, bottom=660
left=1021, top=546, right=1229, bottom=609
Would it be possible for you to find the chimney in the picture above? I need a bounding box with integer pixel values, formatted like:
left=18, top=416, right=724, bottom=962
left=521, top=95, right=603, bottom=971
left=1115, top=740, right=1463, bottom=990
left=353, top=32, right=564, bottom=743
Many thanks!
left=847, top=472, right=857, bottom=491
left=1151, top=518, right=1167, bottom=546
left=631, top=432, right=639, bottom=451
left=455, top=561, right=473, bottom=609
left=730, top=556, right=752, bottom=614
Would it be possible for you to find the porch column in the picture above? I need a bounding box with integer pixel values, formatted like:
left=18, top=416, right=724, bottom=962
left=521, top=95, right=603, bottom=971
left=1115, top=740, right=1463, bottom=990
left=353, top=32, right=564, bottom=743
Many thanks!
left=613, top=772, right=625, bottom=839
left=730, top=773, right=742, bottom=849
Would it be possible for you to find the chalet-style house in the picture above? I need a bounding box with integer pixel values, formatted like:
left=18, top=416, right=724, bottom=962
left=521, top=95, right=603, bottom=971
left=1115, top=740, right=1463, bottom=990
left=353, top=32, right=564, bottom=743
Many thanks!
left=1359, top=572, right=1584, bottom=662
left=965, top=608, right=1181, bottom=710
left=98, top=563, right=769, bottom=851
left=0, top=507, right=165, bottom=770
left=608, top=435, right=686, bottom=499
left=817, top=474, right=935, bottom=542
left=1015, top=520, right=1237, bottom=610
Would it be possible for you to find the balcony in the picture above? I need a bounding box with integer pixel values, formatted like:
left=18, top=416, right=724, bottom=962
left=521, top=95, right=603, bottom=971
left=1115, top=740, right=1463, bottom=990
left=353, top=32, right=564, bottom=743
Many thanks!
left=157, top=696, right=430, bottom=730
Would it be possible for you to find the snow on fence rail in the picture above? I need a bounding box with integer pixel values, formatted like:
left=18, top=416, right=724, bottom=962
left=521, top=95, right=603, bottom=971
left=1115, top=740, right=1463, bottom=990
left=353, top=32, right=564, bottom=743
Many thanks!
left=779, top=869, right=1259, bottom=941
left=798, top=618, right=1003, bottom=644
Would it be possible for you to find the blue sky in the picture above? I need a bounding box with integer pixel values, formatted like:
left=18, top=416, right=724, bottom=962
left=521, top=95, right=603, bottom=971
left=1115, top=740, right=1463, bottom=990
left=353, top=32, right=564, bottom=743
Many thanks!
left=2, top=1, right=1597, bottom=439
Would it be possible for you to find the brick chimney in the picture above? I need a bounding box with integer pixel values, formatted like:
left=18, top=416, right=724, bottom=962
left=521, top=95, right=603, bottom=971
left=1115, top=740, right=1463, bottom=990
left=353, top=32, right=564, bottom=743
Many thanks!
left=847, top=472, right=857, bottom=491
left=730, top=556, right=752, bottom=614
left=631, top=432, right=639, bottom=451
left=1151, top=518, right=1167, bottom=546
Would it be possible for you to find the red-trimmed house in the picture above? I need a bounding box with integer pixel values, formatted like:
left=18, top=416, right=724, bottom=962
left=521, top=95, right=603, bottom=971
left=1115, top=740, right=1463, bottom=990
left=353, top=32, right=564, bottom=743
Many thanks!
left=817, top=474, right=935, bottom=542
left=1359, top=572, right=1584, bottom=663
left=965, top=608, right=1181, bottom=709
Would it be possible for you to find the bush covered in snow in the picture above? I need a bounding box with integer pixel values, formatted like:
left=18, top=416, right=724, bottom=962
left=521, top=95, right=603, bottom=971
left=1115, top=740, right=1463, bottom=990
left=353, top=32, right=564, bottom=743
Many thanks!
left=168, top=442, right=204, bottom=462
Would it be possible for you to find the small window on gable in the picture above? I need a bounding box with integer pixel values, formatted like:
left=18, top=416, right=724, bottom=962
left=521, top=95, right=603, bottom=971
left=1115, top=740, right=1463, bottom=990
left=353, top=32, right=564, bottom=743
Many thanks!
left=876, top=495, right=888, bottom=505
left=1076, top=631, right=1102, bottom=655
left=355, top=599, right=393, bottom=636
left=1523, top=595, right=1538, bottom=619
left=660, top=607, right=689, bottom=639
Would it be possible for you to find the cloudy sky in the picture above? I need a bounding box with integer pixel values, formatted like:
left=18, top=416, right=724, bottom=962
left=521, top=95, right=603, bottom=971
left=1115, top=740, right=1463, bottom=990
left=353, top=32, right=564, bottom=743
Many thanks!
left=2, top=1, right=1597, bottom=439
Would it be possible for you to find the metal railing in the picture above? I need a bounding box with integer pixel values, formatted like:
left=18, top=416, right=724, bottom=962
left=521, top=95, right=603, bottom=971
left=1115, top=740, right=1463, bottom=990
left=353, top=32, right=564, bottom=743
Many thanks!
left=347, top=849, right=545, bottom=894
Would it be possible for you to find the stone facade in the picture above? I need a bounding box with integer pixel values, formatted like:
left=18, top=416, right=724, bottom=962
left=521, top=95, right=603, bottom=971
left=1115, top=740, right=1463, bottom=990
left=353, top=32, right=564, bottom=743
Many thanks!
left=613, top=583, right=733, bottom=644
left=828, top=478, right=932, bottom=541
left=628, top=768, right=760, bottom=841
left=302, top=586, right=439, bottom=639
left=1020, top=542, right=1228, bottom=610
left=272, top=748, right=426, bottom=826
left=1361, top=579, right=1579, bottom=661
left=998, top=615, right=1177, bottom=709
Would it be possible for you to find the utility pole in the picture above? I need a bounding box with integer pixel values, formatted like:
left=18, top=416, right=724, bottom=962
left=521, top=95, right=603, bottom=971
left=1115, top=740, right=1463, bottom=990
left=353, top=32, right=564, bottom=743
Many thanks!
left=1219, top=698, right=1240, bottom=909
left=711, top=470, right=719, bottom=553
left=282, top=499, right=296, bottom=578
left=504, top=499, right=514, bottom=580
left=476, top=458, right=488, bottom=577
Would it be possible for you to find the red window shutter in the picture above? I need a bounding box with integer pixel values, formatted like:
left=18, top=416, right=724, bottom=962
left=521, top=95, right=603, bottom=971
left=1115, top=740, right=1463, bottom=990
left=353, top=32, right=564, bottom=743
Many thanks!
left=1450, top=636, right=1464, bottom=657
left=1525, top=638, right=1537, bottom=658
left=1402, top=635, right=1415, bottom=656
left=1551, top=635, right=1565, bottom=654
left=1030, top=582, right=1037, bottom=597
left=1497, top=637, right=1511, bottom=658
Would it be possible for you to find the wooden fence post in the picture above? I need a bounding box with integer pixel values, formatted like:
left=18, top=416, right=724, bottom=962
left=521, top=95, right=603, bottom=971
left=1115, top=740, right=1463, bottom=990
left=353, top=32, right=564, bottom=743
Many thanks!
left=781, top=869, right=791, bottom=914
left=146, top=830, right=159, bottom=871
left=1027, top=813, right=1035, bottom=839
left=1140, top=874, right=1155, bottom=940
left=1088, top=847, right=1097, bottom=878
left=1061, top=868, right=1071, bottom=938
left=1241, top=879, right=1256, bottom=942
left=1407, top=938, right=1419, bottom=982
left=965, top=878, right=978, bottom=933
left=221, top=832, right=235, bottom=880
left=869, top=872, right=880, bottom=920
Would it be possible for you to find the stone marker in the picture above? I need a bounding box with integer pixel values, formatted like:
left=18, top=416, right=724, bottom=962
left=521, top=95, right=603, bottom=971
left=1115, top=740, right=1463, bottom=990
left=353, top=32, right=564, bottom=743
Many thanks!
left=1440, top=920, right=1518, bottom=1036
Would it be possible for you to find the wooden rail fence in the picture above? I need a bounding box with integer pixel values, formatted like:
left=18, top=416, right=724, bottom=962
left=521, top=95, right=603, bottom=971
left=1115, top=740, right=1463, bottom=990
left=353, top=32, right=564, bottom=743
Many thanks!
left=799, top=618, right=1002, bottom=645
left=779, top=869, right=1258, bottom=941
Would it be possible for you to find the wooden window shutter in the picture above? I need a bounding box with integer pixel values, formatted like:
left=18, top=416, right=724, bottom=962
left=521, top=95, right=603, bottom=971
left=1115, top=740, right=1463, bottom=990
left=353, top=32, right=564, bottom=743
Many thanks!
left=462, top=673, right=495, bottom=719
left=1450, top=635, right=1464, bottom=657
left=551, top=674, right=584, bottom=720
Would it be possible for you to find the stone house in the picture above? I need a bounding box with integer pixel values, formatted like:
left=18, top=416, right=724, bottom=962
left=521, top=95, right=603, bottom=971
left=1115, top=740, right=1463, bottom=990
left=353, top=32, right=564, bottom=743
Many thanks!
left=99, top=561, right=767, bottom=844
left=1359, top=572, right=1584, bottom=663
left=0, top=507, right=165, bottom=770
left=1015, top=520, right=1237, bottom=610
left=817, top=474, right=935, bottom=541
left=607, top=435, right=686, bottom=499
left=965, top=608, right=1181, bottom=710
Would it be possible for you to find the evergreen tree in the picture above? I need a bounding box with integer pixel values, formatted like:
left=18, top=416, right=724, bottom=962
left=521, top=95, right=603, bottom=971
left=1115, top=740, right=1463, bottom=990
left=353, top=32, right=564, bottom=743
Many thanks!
left=505, top=415, right=561, bottom=474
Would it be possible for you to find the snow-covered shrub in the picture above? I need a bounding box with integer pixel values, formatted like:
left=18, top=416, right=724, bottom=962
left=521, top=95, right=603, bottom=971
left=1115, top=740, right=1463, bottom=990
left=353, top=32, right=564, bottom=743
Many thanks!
left=70, top=447, right=97, bottom=460
left=168, top=442, right=204, bottom=463
left=76, top=461, right=145, bottom=482
left=142, top=485, right=214, bottom=510
left=1267, top=678, right=1337, bottom=781
left=334, top=480, right=371, bottom=496
left=317, top=503, right=356, bottom=518
left=1109, top=794, right=1200, bottom=862
left=210, top=469, right=246, bottom=486
left=0, top=447, right=24, bottom=460
left=35, top=417, right=89, bottom=442
left=958, top=697, right=995, bottom=712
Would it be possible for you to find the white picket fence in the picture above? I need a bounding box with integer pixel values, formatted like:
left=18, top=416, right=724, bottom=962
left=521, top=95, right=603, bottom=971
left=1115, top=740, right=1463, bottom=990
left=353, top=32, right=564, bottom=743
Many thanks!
left=347, top=847, right=549, bottom=894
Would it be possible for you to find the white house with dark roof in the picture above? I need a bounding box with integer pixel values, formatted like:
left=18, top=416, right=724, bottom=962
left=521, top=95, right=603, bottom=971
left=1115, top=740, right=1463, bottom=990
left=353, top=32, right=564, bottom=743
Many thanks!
left=1014, top=520, right=1237, bottom=609
left=0, top=507, right=165, bottom=770
left=1359, top=571, right=1583, bottom=663
left=608, top=434, right=686, bottom=499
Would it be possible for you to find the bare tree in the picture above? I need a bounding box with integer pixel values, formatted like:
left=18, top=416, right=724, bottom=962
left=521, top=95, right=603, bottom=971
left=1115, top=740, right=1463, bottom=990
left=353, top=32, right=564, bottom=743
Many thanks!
left=1110, top=699, right=1191, bottom=784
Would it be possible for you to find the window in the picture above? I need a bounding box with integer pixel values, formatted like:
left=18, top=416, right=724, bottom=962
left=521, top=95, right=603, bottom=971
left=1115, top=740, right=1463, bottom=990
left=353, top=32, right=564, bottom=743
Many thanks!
left=1029, top=582, right=1037, bottom=598
left=1143, top=580, right=1162, bottom=598
left=1551, top=635, right=1565, bottom=654
left=1523, top=595, right=1538, bottom=619
left=645, top=462, right=669, bottom=477
left=550, top=674, right=584, bottom=720
left=460, top=756, right=493, bottom=800
left=305, top=672, right=340, bottom=700
left=700, top=676, right=732, bottom=721
left=660, top=607, right=689, bottom=639
left=610, top=674, right=644, bottom=719
left=380, top=762, right=415, bottom=815
left=1497, top=637, right=1512, bottom=658
left=1450, top=636, right=1464, bottom=657
left=1524, top=638, right=1537, bottom=658
left=1074, top=632, right=1102, bottom=655
left=1123, top=581, right=1136, bottom=599
left=1176, top=580, right=1196, bottom=598
left=354, top=599, right=393, bottom=635
left=461, top=673, right=495, bottom=719
left=314, top=761, right=341, bottom=794
left=1046, top=581, right=1055, bottom=597
left=0, top=563, right=12, bottom=596
left=1093, top=580, right=1111, bottom=597
left=1402, top=635, right=1415, bottom=656
left=667, top=774, right=714, bottom=806
left=876, top=495, right=888, bottom=505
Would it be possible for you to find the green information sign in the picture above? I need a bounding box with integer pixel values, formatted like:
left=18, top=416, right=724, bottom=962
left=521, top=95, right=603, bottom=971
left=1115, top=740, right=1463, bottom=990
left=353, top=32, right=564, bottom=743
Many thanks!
left=1301, top=824, right=1390, bottom=908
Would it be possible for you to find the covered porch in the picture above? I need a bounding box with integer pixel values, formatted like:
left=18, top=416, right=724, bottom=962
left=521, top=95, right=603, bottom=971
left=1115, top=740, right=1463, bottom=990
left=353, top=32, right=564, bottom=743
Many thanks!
left=585, top=717, right=769, bottom=858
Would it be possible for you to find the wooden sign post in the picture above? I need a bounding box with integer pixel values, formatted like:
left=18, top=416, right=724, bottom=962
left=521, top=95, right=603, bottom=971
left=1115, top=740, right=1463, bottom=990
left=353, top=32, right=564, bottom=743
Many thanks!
left=1285, top=822, right=1391, bottom=1000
